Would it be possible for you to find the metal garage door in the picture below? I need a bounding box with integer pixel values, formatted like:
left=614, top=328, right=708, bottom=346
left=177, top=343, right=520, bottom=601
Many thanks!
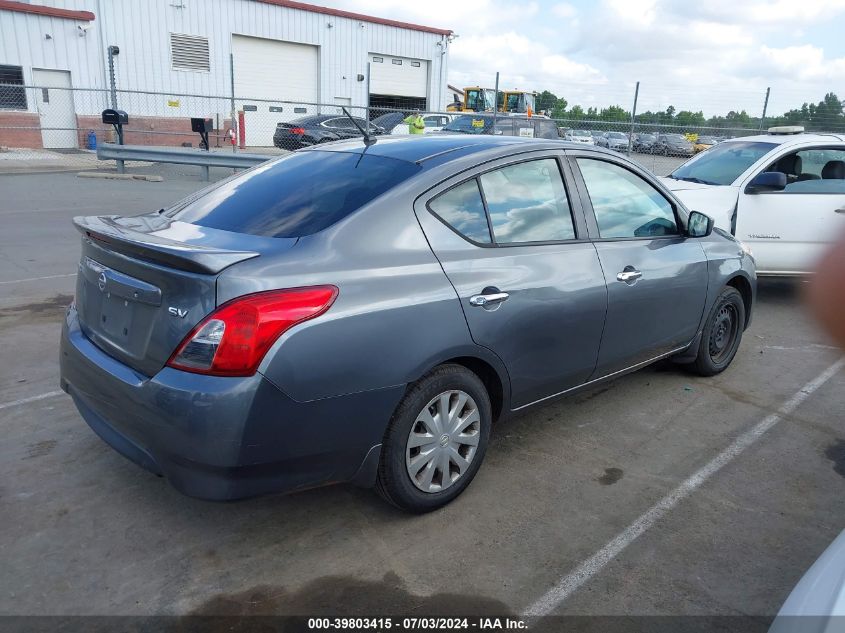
left=369, top=54, right=428, bottom=111
left=233, top=35, right=318, bottom=147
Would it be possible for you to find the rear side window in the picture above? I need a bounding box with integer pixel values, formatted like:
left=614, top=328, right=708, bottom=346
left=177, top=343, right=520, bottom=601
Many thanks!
left=429, top=180, right=491, bottom=244
left=480, top=159, right=575, bottom=243
left=167, top=151, right=420, bottom=238
left=577, top=158, right=678, bottom=239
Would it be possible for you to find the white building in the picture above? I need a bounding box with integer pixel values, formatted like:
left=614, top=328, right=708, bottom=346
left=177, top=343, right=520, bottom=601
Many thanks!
left=0, top=0, right=453, bottom=148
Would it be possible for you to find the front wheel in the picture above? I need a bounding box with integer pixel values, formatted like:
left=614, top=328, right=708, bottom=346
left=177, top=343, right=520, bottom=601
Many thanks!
left=690, top=286, right=745, bottom=376
left=376, top=364, right=492, bottom=513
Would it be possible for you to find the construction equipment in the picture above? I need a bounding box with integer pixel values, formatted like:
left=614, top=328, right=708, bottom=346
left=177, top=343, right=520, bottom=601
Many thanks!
left=498, top=90, right=537, bottom=114
left=447, top=86, right=497, bottom=112
left=448, top=87, right=538, bottom=115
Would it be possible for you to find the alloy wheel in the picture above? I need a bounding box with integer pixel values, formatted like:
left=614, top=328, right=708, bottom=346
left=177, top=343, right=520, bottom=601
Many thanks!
left=405, top=390, right=481, bottom=493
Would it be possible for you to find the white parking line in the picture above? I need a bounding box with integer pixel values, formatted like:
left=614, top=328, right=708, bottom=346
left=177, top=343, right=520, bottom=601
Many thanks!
left=0, top=390, right=65, bottom=411
left=524, top=357, right=845, bottom=618
left=0, top=273, right=76, bottom=285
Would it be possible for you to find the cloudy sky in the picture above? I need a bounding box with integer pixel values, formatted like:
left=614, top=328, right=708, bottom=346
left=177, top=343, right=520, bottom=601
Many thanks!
left=327, top=0, right=845, bottom=117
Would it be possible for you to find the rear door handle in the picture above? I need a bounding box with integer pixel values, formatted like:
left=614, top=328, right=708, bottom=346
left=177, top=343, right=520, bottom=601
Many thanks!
left=469, top=292, right=509, bottom=307
left=835, top=207, right=845, bottom=214
left=617, top=269, right=643, bottom=283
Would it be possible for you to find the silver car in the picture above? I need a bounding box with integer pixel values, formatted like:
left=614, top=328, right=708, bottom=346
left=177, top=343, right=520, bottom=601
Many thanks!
left=60, top=135, right=756, bottom=512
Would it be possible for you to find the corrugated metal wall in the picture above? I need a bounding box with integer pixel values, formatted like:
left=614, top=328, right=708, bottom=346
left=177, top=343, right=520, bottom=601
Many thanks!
left=0, top=0, right=450, bottom=115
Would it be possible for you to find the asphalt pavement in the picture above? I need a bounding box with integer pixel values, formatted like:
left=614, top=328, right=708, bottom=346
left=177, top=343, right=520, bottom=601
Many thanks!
left=0, top=171, right=842, bottom=623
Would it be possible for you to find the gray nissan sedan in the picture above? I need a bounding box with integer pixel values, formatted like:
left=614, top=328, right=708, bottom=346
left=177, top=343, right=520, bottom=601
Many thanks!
left=60, top=135, right=756, bottom=512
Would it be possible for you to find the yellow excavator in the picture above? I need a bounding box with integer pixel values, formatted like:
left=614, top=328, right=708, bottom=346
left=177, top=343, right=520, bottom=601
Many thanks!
left=448, top=87, right=537, bottom=114
left=498, top=90, right=537, bottom=114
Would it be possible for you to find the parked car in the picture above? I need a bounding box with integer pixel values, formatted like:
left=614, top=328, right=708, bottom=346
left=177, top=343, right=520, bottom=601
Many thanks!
left=389, top=112, right=455, bottom=135
left=633, top=133, right=657, bottom=153
left=596, top=131, right=629, bottom=152
left=439, top=114, right=560, bottom=139
left=273, top=114, right=383, bottom=150
left=654, top=133, right=695, bottom=156
left=662, top=126, right=845, bottom=274
left=564, top=129, right=595, bottom=144
left=370, top=111, right=406, bottom=135
left=770, top=530, right=845, bottom=633
left=693, top=136, right=717, bottom=153
left=61, top=135, right=755, bottom=513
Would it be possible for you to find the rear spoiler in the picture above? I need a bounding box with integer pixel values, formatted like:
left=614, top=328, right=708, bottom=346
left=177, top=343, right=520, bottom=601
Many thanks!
left=73, top=215, right=260, bottom=275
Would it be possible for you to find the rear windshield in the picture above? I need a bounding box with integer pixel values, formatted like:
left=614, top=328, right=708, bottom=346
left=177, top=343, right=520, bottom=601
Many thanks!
left=165, top=150, right=420, bottom=238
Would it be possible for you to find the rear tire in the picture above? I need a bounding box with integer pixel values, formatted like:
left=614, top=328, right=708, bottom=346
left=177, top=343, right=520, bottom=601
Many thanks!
left=690, top=286, right=745, bottom=376
left=376, top=364, right=492, bottom=513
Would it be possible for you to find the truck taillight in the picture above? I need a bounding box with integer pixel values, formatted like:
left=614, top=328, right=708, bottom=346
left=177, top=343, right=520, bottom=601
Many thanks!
left=167, top=286, right=338, bottom=377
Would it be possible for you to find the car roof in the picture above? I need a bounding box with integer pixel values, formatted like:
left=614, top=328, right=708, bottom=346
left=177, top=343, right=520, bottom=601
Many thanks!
left=293, top=114, right=364, bottom=124
left=720, top=132, right=845, bottom=146
left=301, top=134, right=621, bottom=165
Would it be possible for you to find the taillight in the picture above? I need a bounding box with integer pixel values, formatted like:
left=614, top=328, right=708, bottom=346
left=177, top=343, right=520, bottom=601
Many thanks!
left=290, top=127, right=305, bottom=135
left=167, top=286, right=338, bottom=377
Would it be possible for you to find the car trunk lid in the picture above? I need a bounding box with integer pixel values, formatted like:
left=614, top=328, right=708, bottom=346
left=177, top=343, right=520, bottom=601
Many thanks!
left=73, top=213, right=296, bottom=376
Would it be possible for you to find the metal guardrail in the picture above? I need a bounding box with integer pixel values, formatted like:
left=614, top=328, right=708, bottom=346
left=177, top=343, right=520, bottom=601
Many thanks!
left=96, top=143, right=271, bottom=180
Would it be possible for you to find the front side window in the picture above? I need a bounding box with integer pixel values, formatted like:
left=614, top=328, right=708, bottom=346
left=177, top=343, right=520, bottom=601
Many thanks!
left=480, top=159, right=575, bottom=243
left=771, top=148, right=845, bottom=193
left=577, top=159, right=678, bottom=239
left=428, top=179, right=491, bottom=244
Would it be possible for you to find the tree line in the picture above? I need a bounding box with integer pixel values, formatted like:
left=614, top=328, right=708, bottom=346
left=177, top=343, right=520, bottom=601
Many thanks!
left=534, top=90, right=845, bottom=132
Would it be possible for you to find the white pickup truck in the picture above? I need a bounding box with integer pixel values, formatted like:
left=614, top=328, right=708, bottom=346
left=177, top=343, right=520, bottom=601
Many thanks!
left=661, top=127, right=845, bottom=275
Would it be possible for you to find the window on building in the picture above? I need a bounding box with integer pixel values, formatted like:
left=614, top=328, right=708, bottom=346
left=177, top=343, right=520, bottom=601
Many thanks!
left=170, top=33, right=210, bottom=72
left=0, top=65, right=27, bottom=110
left=392, top=59, right=402, bottom=65
left=372, top=57, right=383, bottom=63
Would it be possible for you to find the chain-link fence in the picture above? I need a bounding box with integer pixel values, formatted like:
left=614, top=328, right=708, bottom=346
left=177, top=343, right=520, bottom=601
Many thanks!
left=1, top=82, right=843, bottom=178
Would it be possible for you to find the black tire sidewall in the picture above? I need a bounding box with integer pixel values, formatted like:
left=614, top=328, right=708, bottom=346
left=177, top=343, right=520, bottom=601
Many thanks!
left=696, top=287, right=745, bottom=375
left=378, top=365, right=492, bottom=513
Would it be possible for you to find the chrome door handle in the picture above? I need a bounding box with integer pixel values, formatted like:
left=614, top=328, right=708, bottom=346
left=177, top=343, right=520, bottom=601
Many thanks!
left=469, top=292, right=509, bottom=307
left=617, top=269, right=642, bottom=283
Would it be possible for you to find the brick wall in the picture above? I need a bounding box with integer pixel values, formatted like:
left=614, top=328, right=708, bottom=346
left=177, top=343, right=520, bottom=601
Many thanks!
left=76, top=115, right=233, bottom=149
left=0, top=112, right=43, bottom=149
left=1, top=113, right=234, bottom=150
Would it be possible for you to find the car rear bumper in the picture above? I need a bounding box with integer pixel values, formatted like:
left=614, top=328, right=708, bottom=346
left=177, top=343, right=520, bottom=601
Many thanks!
left=60, top=306, right=402, bottom=500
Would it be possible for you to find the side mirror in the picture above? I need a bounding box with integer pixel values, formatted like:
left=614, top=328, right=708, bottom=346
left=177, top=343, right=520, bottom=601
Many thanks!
left=687, top=210, right=714, bottom=238
left=746, top=171, right=786, bottom=193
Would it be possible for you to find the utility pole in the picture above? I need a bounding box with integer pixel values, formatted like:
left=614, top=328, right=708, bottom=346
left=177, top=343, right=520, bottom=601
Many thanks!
left=760, top=87, right=770, bottom=130
left=107, top=45, right=119, bottom=109
left=230, top=53, right=237, bottom=153
left=627, top=81, right=640, bottom=155
left=492, top=71, right=499, bottom=130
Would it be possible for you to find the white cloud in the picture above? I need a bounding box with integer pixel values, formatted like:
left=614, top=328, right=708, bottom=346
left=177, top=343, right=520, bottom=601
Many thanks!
left=551, top=2, right=578, bottom=18
left=319, top=0, right=845, bottom=117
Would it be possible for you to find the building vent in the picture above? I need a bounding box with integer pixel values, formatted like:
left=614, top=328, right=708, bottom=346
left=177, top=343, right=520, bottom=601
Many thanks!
left=170, top=33, right=210, bottom=72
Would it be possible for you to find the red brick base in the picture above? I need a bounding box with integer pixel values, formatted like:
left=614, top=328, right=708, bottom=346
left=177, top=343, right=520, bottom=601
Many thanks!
left=0, top=113, right=234, bottom=150
left=0, top=112, right=43, bottom=149
left=76, top=115, right=234, bottom=149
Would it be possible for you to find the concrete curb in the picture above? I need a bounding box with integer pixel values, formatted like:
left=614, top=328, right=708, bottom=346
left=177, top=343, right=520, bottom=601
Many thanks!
left=77, top=172, right=163, bottom=182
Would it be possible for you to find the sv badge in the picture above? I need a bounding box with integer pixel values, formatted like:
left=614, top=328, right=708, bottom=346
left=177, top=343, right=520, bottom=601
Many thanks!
left=168, top=307, right=189, bottom=318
